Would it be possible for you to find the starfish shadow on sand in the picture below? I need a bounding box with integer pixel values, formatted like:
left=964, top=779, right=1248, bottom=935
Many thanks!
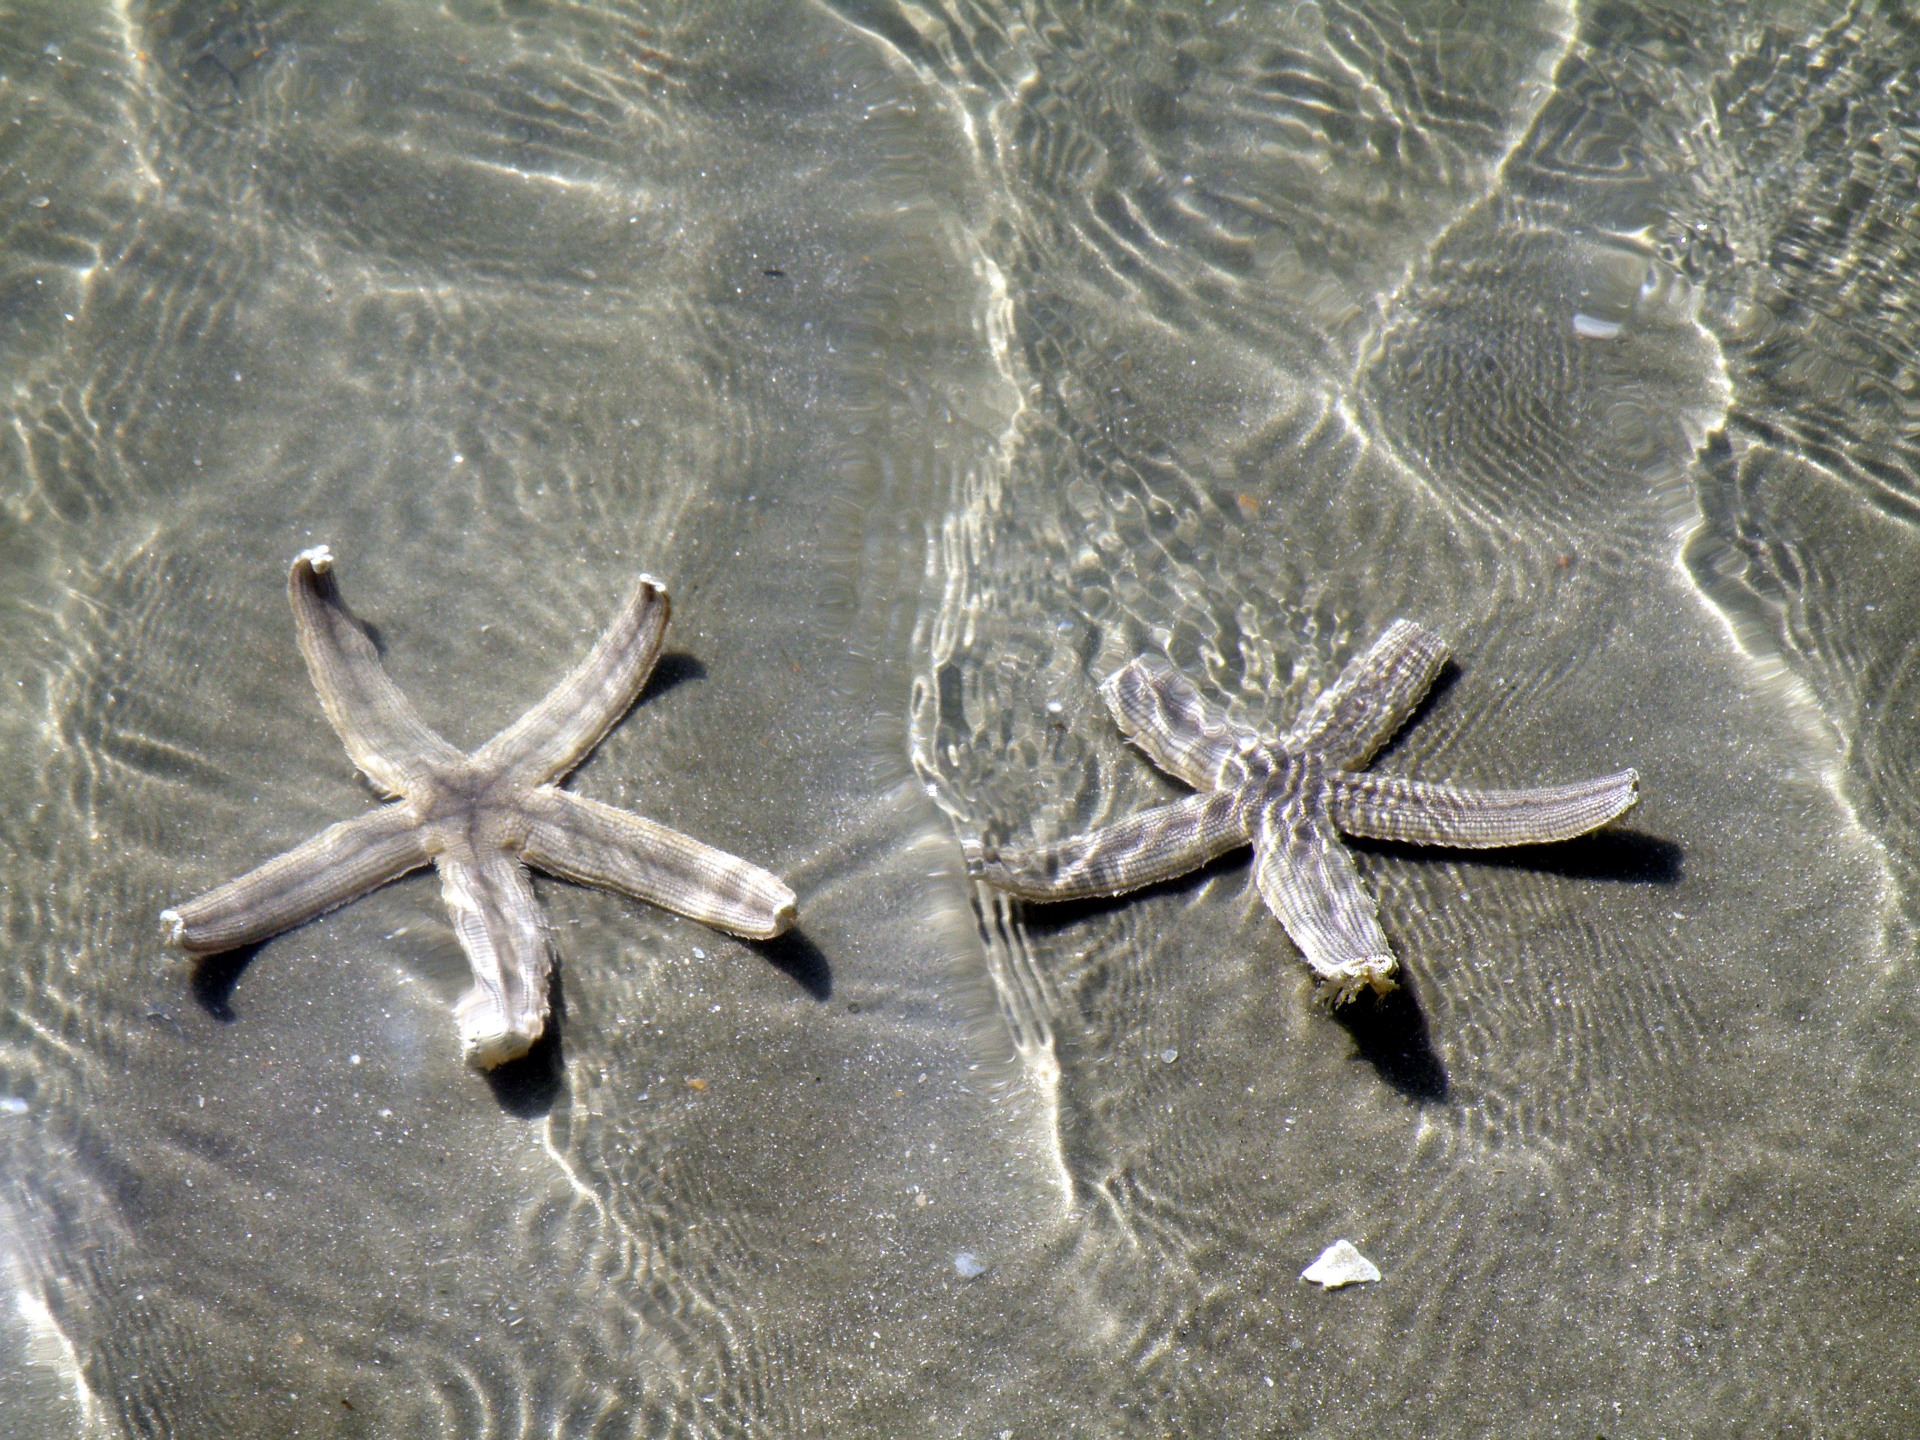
left=165, top=547, right=805, bottom=1073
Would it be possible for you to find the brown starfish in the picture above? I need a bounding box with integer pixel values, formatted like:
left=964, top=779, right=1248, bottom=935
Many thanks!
left=965, top=621, right=1638, bottom=999
left=162, top=547, right=796, bottom=1067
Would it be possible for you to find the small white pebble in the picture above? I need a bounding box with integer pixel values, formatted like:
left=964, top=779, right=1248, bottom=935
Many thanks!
left=0, top=1096, right=28, bottom=1115
left=692, top=947, right=706, bottom=960
left=953, top=1251, right=987, bottom=1279
left=1571, top=311, right=1623, bottom=340
left=1160, top=1047, right=1178, bottom=1064
left=349, top=1053, right=361, bottom=1066
left=1301, top=1239, right=1381, bottom=1289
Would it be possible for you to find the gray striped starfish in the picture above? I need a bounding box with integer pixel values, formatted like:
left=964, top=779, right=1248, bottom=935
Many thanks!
left=965, top=622, right=1638, bottom=1001
left=162, top=547, right=796, bottom=1068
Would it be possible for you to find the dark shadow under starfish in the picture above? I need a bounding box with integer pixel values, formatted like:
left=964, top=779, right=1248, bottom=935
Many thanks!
left=966, top=621, right=1639, bottom=1001
left=162, top=547, right=797, bottom=1068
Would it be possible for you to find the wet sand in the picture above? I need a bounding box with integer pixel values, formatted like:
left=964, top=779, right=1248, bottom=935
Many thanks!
left=3, top=2, right=1919, bottom=1434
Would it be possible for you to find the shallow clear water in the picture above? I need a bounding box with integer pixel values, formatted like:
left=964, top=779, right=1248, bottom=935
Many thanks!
left=3, top=1, right=1919, bottom=1434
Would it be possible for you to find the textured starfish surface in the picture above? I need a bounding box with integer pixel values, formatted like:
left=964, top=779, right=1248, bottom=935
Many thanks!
left=965, top=621, right=1639, bottom=1000
left=162, top=547, right=797, bottom=1067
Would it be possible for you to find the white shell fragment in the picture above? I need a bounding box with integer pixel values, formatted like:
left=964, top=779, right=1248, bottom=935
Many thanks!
left=1301, top=1239, right=1381, bottom=1289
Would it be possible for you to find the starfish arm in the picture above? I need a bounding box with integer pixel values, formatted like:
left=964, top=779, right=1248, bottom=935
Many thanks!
left=435, top=848, right=553, bottom=1069
left=289, top=548, right=462, bottom=796
left=1100, top=656, right=1261, bottom=788
left=475, top=574, right=671, bottom=786
left=522, top=789, right=797, bottom=939
left=161, top=805, right=431, bottom=954
left=1285, top=620, right=1449, bottom=769
left=1327, top=768, right=1639, bottom=847
left=964, top=791, right=1247, bottom=901
left=1251, top=793, right=1398, bottom=1002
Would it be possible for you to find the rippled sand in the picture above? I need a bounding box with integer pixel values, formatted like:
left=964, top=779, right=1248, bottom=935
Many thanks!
left=3, top=1, right=1918, bottom=1434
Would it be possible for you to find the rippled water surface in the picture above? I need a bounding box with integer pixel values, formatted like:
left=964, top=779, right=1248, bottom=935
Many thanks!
left=5, top=1, right=1920, bottom=1434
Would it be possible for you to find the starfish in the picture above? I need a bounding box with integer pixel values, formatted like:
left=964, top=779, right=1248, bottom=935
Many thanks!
left=964, top=621, right=1638, bottom=1000
left=162, top=547, right=797, bottom=1068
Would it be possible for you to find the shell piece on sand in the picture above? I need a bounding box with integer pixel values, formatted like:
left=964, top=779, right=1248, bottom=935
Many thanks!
left=1301, top=1239, right=1381, bottom=1289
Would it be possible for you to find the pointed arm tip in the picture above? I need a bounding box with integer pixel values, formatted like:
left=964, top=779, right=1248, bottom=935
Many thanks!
left=742, top=887, right=799, bottom=941
left=159, top=907, right=189, bottom=951
left=1317, top=957, right=1399, bottom=1006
